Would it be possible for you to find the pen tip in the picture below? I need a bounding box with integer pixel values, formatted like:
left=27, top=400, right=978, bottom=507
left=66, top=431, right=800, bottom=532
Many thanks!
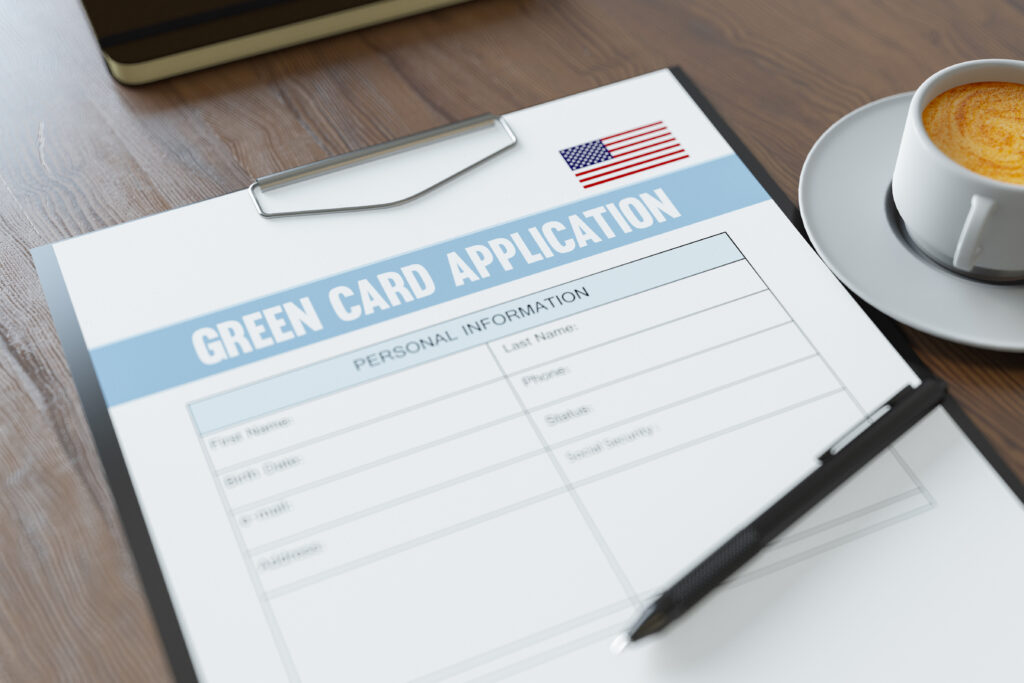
left=609, top=633, right=631, bottom=655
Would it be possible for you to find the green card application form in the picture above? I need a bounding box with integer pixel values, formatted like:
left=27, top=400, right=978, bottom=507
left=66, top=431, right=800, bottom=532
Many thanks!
left=34, top=70, right=1024, bottom=682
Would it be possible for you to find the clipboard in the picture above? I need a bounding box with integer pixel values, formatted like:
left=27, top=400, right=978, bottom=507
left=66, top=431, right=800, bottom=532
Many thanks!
left=33, top=66, right=1024, bottom=683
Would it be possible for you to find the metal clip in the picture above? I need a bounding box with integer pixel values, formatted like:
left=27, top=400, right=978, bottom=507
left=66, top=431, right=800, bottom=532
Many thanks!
left=248, top=114, right=517, bottom=218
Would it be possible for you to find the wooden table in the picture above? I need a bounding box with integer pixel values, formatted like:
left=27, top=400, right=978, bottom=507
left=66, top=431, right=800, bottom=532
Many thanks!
left=2, top=0, right=1022, bottom=679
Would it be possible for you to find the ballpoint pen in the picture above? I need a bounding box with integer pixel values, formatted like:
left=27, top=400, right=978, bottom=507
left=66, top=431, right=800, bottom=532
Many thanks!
left=615, top=379, right=947, bottom=651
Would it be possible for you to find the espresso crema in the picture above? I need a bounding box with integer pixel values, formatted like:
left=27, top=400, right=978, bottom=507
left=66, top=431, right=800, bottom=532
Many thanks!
left=922, top=81, right=1024, bottom=185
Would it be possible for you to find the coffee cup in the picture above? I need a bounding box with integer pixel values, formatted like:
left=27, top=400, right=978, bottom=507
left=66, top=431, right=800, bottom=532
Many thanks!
left=891, top=59, right=1024, bottom=282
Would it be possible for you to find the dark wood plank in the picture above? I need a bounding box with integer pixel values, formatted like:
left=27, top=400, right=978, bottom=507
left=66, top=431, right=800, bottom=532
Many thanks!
left=1, top=0, right=1022, bottom=680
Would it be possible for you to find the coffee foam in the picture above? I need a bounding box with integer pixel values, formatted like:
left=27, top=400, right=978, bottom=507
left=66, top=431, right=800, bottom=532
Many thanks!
left=922, top=81, right=1024, bottom=185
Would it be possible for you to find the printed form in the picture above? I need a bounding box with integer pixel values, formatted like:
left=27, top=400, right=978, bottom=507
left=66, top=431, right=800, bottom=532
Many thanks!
left=39, top=71, right=1024, bottom=682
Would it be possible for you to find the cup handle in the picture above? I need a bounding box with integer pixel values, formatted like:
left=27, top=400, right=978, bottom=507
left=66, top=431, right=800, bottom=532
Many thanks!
left=952, top=195, right=995, bottom=271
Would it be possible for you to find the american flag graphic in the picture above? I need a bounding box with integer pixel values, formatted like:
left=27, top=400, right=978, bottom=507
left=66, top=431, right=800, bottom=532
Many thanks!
left=558, top=121, right=688, bottom=189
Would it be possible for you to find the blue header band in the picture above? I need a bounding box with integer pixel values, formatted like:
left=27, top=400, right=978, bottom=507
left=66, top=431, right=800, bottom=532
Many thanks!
left=90, top=154, right=768, bottom=406
left=189, top=235, right=742, bottom=434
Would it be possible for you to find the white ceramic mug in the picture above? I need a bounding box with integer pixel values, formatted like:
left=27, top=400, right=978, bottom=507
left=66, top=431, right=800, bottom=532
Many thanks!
left=891, top=59, right=1024, bottom=282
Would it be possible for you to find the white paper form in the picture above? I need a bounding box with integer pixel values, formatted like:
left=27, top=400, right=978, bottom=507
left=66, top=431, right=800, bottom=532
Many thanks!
left=37, top=70, right=1024, bottom=682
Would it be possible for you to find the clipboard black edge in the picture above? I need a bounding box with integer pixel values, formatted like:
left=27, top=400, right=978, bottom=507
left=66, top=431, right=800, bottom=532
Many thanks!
left=25, top=67, right=1024, bottom=683
left=31, top=244, right=200, bottom=683
left=667, top=65, right=1024, bottom=505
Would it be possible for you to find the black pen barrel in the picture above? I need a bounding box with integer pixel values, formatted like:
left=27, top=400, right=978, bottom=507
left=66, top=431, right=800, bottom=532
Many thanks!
left=629, top=526, right=765, bottom=640
left=626, top=380, right=947, bottom=644
left=756, top=380, right=946, bottom=540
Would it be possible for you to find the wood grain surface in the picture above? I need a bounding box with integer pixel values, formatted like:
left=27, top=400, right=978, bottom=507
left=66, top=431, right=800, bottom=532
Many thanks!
left=1, top=0, right=1022, bottom=680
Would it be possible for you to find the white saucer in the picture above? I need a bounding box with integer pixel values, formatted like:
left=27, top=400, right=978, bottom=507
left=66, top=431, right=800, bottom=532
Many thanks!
left=799, top=92, right=1024, bottom=352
